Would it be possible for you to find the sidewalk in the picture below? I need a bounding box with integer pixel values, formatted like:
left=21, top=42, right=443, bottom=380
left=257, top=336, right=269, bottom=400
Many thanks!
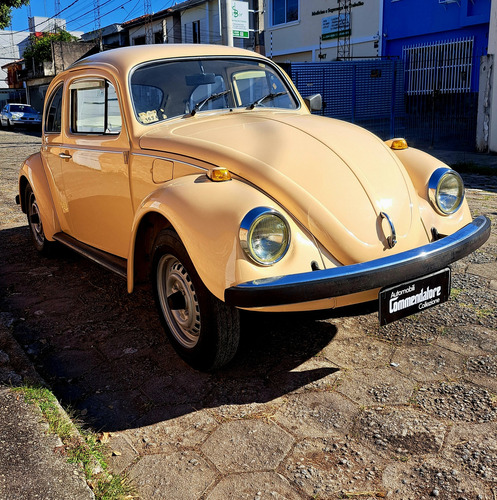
left=0, top=321, right=94, bottom=500
left=427, top=148, right=497, bottom=168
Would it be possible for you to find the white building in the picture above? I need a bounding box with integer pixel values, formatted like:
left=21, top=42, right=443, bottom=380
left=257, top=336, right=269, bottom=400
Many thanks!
left=265, top=0, right=382, bottom=63
left=0, top=30, right=29, bottom=89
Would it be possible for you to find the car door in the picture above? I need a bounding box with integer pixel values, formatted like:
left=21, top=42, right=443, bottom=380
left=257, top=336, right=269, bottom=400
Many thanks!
left=41, top=84, right=72, bottom=233
left=60, top=75, right=133, bottom=258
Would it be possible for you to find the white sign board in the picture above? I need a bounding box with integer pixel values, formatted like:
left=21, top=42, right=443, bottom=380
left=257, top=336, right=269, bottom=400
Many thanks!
left=232, top=1, right=249, bottom=39
left=322, top=13, right=350, bottom=40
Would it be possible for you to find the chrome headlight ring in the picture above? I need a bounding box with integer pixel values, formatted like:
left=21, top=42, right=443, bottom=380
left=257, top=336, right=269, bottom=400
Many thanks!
left=428, top=167, right=465, bottom=215
left=239, top=207, right=291, bottom=266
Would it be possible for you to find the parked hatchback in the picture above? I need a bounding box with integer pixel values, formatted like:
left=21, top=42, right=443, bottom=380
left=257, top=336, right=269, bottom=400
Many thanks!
left=17, top=45, right=490, bottom=371
left=1, top=103, right=42, bottom=127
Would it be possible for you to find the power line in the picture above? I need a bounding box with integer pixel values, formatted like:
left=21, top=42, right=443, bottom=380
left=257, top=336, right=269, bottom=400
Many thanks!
left=0, top=0, right=81, bottom=35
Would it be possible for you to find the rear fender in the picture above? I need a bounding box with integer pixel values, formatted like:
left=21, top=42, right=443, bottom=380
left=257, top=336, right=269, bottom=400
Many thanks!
left=127, top=174, right=323, bottom=300
left=18, top=153, right=61, bottom=241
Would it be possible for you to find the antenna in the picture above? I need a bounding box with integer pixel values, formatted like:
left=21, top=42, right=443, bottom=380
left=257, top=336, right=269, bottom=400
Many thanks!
left=337, top=0, right=351, bottom=61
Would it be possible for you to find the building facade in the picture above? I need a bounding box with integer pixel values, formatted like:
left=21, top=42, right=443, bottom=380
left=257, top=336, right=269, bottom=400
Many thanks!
left=83, top=0, right=263, bottom=52
left=265, top=0, right=382, bottom=62
left=382, top=0, right=491, bottom=92
left=0, top=30, right=30, bottom=90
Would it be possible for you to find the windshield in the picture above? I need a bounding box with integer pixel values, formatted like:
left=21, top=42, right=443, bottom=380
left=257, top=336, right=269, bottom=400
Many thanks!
left=130, top=57, right=298, bottom=124
left=10, top=104, right=38, bottom=113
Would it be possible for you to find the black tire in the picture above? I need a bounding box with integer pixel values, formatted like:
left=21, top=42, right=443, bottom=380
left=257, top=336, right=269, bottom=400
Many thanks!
left=152, top=229, right=240, bottom=371
left=25, top=184, right=56, bottom=256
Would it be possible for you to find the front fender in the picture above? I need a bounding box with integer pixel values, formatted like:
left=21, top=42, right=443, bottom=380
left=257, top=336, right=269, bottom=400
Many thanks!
left=391, top=146, right=472, bottom=235
left=127, top=174, right=323, bottom=300
left=18, top=153, right=61, bottom=240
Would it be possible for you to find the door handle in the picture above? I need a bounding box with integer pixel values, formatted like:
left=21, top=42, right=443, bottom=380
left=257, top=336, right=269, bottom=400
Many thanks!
left=59, top=152, right=72, bottom=159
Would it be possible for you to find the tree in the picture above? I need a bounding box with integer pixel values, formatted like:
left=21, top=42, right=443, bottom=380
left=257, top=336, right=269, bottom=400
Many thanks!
left=0, top=0, right=30, bottom=29
left=23, top=30, right=76, bottom=65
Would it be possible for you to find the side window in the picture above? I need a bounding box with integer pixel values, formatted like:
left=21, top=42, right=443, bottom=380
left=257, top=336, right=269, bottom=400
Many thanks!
left=45, top=85, right=63, bottom=133
left=70, top=79, right=122, bottom=135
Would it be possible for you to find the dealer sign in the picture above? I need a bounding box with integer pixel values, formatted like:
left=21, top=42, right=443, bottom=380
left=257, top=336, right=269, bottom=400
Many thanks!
left=379, top=268, right=451, bottom=325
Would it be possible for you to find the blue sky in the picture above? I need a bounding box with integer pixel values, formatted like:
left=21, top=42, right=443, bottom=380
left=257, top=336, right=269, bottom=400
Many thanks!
left=9, top=0, right=178, bottom=34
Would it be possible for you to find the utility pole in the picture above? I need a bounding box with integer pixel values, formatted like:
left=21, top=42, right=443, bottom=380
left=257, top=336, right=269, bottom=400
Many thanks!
left=144, top=0, right=153, bottom=44
left=94, top=0, right=102, bottom=51
left=225, top=0, right=234, bottom=47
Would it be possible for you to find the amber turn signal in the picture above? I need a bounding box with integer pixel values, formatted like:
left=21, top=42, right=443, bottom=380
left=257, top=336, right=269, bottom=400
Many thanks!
left=389, top=138, right=408, bottom=150
left=207, top=168, right=232, bottom=182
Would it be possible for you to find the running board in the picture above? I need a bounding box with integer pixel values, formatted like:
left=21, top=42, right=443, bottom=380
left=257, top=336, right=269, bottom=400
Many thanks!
left=52, top=232, right=127, bottom=280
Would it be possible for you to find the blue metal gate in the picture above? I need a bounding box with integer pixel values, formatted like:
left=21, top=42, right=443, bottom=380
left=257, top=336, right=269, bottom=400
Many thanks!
left=288, top=55, right=478, bottom=151
left=289, top=60, right=404, bottom=141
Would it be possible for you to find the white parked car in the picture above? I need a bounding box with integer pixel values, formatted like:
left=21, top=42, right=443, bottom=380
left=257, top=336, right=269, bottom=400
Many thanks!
left=1, top=103, right=42, bottom=127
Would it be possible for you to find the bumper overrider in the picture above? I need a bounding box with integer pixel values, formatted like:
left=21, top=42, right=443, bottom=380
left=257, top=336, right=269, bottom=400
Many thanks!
left=225, top=215, right=491, bottom=308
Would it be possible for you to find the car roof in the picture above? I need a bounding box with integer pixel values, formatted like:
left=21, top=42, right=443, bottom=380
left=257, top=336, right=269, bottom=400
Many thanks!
left=69, top=44, right=268, bottom=76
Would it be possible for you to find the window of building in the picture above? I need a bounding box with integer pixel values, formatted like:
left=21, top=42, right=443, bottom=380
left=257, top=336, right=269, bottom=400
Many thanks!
left=133, top=35, right=146, bottom=45
left=272, top=0, right=298, bottom=26
left=192, top=20, right=201, bottom=43
left=154, top=30, right=164, bottom=44
left=70, top=79, right=121, bottom=134
left=45, top=85, right=63, bottom=133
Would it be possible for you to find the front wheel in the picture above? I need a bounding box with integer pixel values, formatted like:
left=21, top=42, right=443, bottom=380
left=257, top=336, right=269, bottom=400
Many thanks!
left=152, top=229, right=240, bottom=371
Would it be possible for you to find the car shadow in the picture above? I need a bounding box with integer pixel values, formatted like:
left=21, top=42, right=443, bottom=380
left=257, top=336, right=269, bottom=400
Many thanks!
left=0, top=225, right=341, bottom=432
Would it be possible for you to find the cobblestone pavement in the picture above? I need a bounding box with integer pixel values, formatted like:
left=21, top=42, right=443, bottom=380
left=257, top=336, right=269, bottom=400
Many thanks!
left=1, top=127, right=496, bottom=499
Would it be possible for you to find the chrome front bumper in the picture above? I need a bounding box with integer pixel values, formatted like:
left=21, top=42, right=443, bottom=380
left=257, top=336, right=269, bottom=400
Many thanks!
left=225, top=216, right=491, bottom=308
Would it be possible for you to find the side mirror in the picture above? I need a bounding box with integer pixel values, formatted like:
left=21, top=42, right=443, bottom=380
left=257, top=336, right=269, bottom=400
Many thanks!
left=304, top=94, right=322, bottom=112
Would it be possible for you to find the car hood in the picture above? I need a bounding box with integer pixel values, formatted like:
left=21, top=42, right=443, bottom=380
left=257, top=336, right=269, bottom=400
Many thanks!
left=140, top=112, right=428, bottom=265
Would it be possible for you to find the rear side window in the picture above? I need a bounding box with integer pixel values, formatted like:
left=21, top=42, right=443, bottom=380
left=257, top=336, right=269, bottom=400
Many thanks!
left=45, top=85, right=63, bottom=133
left=70, top=79, right=122, bottom=135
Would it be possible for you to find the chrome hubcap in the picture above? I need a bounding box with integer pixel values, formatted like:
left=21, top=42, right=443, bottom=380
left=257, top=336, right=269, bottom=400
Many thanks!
left=157, top=254, right=201, bottom=349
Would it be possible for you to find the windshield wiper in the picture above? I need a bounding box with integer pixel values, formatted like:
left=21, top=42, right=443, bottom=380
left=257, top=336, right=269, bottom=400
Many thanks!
left=191, top=90, right=231, bottom=116
left=248, top=91, right=287, bottom=110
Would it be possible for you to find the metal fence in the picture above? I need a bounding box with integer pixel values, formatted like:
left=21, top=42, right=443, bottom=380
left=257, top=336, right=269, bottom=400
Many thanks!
left=288, top=47, right=479, bottom=151
left=290, top=59, right=404, bottom=141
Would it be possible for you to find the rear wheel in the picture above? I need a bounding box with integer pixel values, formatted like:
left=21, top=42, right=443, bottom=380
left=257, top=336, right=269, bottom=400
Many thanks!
left=152, top=229, right=240, bottom=371
left=25, top=185, right=56, bottom=256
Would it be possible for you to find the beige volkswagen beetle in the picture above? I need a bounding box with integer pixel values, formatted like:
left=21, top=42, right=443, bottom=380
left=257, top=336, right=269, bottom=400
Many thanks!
left=17, top=44, right=490, bottom=370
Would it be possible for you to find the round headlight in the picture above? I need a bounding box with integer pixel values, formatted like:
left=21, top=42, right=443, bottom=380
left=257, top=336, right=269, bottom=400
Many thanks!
left=428, top=168, right=464, bottom=215
left=240, top=207, right=290, bottom=265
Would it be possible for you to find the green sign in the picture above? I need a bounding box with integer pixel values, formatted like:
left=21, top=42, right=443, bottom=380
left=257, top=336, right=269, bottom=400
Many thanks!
left=322, top=13, right=350, bottom=41
left=232, top=1, right=249, bottom=39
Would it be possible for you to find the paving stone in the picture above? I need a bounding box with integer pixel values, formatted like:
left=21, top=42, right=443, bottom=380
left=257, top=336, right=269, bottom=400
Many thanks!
left=444, top=422, right=497, bottom=483
left=436, top=325, right=497, bottom=356
left=321, top=335, right=395, bottom=369
left=206, top=471, right=300, bottom=499
left=281, top=437, right=387, bottom=498
left=105, top=433, right=139, bottom=475
left=272, top=391, right=359, bottom=439
left=464, top=354, right=497, bottom=391
left=389, top=344, right=466, bottom=382
left=355, top=407, right=447, bottom=457
left=336, top=366, right=415, bottom=406
left=466, top=262, right=497, bottom=280
left=382, top=457, right=488, bottom=499
left=201, top=420, right=294, bottom=473
left=125, top=410, right=218, bottom=455
left=129, top=451, right=216, bottom=500
left=415, top=382, right=497, bottom=423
